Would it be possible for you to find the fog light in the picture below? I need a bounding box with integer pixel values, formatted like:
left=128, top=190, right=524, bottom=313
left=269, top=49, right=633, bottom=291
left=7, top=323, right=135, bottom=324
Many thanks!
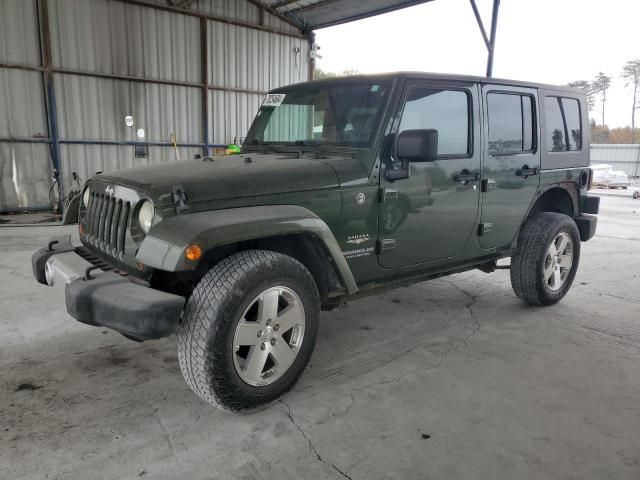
left=185, top=244, right=202, bottom=261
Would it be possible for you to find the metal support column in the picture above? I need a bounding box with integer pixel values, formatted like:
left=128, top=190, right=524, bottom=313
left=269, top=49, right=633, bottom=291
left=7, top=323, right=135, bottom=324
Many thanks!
left=200, top=18, right=210, bottom=156
left=469, top=0, right=500, bottom=78
left=486, top=0, right=500, bottom=78
left=307, top=31, right=316, bottom=80
left=37, top=0, right=63, bottom=210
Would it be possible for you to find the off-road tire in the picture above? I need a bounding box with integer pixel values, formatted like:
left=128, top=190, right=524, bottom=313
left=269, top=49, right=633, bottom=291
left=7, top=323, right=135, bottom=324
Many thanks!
left=510, top=212, right=581, bottom=306
left=177, top=250, right=320, bottom=411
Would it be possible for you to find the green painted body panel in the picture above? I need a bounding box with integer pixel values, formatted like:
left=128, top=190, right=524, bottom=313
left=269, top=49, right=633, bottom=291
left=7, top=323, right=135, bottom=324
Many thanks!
left=478, top=85, right=541, bottom=249
left=378, top=80, right=482, bottom=268
left=77, top=73, right=596, bottom=302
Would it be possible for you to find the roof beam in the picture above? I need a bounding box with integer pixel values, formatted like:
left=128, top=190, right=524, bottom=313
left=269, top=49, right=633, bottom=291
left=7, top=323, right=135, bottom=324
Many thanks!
left=170, top=0, right=198, bottom=7
left=468, top=0, right=491, bottom=52
left=271, top=0, right=302, bottom=9
left=245, top=0, right=305, bottom=29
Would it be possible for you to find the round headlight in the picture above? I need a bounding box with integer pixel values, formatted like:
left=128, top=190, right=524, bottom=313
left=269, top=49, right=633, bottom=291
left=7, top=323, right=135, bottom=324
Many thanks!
left=82, top=187, right=91, bottom=207
left=138, top=200, right=154, bottom=234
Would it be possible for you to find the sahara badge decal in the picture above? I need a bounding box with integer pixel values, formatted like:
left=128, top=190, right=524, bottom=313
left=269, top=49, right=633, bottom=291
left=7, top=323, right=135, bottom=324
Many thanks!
left=355, top=192, right=366, bottom=205
left=343, top=233, right=374, bottom=259
left=346, top=233, right=370, bottom=245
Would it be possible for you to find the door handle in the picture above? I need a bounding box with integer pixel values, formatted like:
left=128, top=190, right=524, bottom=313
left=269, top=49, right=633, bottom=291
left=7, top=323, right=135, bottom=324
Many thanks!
left=516, top=165, right=539, bottom=178
left=453, top=170, right=480, bottom=183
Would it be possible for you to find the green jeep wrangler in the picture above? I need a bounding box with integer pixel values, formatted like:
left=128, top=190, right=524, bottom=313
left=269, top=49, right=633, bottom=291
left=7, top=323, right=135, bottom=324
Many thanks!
left=33, top=73, right=599, bottom=411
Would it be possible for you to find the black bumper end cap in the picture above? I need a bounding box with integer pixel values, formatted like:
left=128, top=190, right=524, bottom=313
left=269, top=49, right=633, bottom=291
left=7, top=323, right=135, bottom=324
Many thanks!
left=575, top=214, right=597, bottom=242
left=582, top=195, right=600, bottom=215
left=65, top=273, right=185, bottom=340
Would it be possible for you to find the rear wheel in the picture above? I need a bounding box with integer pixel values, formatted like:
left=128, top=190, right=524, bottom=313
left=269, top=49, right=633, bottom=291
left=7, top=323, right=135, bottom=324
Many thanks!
left=510, top=212, right=581, bottom=306
left=177, top=250, right=320, bottom=411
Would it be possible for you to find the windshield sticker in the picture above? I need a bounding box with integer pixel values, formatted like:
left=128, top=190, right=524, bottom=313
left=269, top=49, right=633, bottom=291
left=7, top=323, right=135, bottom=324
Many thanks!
left=370, top=85, right=380, bottom=92
left=262, top=93, right=286, bottom=107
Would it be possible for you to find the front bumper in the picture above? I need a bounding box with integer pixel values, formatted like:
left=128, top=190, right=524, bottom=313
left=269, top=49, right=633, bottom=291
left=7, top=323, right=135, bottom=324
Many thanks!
left=32, top=236, right=185, bottom=340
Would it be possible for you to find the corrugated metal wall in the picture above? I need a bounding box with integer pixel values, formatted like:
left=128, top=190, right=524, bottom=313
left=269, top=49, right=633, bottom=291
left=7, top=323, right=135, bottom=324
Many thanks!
left=0, top=0, right=309, bottom=212
left=0, top=0, right=52, bottom=210
left=591, top=144, right=640, bottom=177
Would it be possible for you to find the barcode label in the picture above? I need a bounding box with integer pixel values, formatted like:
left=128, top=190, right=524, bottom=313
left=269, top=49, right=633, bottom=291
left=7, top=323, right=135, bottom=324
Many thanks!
left=262, top=93, right=286, bottom=107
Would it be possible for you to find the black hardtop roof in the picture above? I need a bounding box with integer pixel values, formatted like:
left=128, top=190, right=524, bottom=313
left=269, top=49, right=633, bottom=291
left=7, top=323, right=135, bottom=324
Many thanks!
left=275, top=71, right=582, bottom=95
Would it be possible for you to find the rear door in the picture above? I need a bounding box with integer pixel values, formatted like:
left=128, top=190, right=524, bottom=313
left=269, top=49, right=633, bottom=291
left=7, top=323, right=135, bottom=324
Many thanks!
left=479, top=85, right=541, bottom=248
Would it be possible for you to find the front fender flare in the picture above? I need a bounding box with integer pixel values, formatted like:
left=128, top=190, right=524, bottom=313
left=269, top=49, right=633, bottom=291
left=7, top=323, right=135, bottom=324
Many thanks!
left=136, top=205, right=358, bottom=294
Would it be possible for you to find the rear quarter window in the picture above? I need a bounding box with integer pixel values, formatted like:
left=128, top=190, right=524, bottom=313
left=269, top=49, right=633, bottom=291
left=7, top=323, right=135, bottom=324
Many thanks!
left=544, top=96, right=582, bottom=152
left=540, top=92, right=588, bottom=170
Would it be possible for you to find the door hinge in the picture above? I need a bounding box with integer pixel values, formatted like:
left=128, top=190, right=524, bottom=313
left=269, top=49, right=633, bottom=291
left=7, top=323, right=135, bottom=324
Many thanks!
left=481, top=179, right=496, bottom=192
left=379, top=188, right=398, bottom=203
left=378, top=238, right=396, bottom=253
left=478, top=223, right=493, bottom=235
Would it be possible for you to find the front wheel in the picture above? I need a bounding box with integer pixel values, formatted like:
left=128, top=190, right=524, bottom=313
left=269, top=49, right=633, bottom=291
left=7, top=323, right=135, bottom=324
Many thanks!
left=510, top=212, right=581, bottom=306
left=177, top=250, right=320, bottom=411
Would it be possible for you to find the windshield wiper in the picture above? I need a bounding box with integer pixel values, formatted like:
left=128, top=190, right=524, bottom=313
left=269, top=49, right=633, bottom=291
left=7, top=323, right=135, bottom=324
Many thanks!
left=244, top=141, right=299, bottom=154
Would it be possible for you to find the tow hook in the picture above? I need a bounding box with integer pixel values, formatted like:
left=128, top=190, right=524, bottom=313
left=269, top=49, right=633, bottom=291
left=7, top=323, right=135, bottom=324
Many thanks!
left=84, top=265, right=101, bottom=281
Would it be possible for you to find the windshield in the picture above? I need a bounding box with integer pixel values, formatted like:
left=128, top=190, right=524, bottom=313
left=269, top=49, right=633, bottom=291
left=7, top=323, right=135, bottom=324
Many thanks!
left=244, top=80, right=392, bottom=150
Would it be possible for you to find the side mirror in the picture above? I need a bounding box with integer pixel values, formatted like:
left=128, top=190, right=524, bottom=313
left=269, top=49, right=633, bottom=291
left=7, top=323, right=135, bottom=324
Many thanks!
left=396, top=129, right=438, bottom=162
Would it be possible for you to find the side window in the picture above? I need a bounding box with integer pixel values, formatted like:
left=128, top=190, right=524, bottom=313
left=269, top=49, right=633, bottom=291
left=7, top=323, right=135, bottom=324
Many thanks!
left=398, top=88, right=470, bottom=157
left=487, top=92, right=535, bottom=155
left=545, top=96, right=582, bottom=152
left=562, top=98, right=582, bottom=150
left=545, top=97, right=566, bottom=152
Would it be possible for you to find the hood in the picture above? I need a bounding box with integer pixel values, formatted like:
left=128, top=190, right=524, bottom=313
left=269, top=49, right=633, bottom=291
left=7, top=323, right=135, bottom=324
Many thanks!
left=92, top=153, right=368, bottom=207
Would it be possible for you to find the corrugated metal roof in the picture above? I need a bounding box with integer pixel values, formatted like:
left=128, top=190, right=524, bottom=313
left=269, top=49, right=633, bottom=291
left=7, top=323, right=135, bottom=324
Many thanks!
left=264, top=0, right=436, bottom=29
left=171, top=0, right=436, bottom=30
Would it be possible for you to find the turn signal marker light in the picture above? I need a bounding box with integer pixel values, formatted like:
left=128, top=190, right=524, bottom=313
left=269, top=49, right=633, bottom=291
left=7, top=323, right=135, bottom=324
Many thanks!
left=185, top=244, right=202, bottom=261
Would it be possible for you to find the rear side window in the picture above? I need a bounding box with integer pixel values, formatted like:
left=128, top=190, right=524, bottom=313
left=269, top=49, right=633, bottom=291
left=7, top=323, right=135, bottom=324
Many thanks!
left=562, top=98, right=582, bottom=150
left=487, top=93, right=535, bottom=155
left=545, top=96, right=582, bottom=152
left=399, top=88, right=470, bottom=157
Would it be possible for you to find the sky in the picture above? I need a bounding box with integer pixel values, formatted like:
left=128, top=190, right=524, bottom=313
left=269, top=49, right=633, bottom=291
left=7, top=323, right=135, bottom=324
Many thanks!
left=314, top=0, right=640, bottom=128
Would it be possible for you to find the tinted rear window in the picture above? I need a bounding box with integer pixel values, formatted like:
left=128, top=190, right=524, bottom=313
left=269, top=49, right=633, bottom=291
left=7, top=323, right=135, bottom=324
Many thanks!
left=487, top=93, right=535, bottom=155
left=545, top=96, right=582, bottom=152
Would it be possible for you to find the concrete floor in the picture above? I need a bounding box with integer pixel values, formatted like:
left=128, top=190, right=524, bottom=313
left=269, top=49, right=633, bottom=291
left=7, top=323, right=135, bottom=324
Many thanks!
left=1, top=195, right=639, bottom=480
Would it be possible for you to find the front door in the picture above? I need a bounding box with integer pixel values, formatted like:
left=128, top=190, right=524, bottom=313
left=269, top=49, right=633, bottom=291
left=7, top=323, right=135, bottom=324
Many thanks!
left=378, top=81, right=481, bottom=269
left=479, top=85, right=541, bottom=248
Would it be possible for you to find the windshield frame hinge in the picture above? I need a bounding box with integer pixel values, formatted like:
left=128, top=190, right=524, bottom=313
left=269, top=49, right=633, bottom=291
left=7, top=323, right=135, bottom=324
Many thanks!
left=171, top=184, right=189, bottom=213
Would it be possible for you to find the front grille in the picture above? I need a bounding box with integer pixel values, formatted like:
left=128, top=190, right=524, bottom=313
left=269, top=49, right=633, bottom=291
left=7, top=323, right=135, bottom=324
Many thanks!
left=85, top=192, right=131, bottom=257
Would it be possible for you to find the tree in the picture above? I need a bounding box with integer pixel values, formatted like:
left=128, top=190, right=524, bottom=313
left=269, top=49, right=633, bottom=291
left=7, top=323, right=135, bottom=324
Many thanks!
left=566, top=80, right=595, bottom=111
left=590, top=119, right=610, bottom=143
left=551, top=128, right=566, bottom=152
left=622, top=59, right=640, bottom=143
left=591, top=72, right=611, bottom=126
left=313, top=67, right=337, bottom=79
left=606, top=126, right=640, bottom=144
left=313, top=67, right=360, bottom=79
